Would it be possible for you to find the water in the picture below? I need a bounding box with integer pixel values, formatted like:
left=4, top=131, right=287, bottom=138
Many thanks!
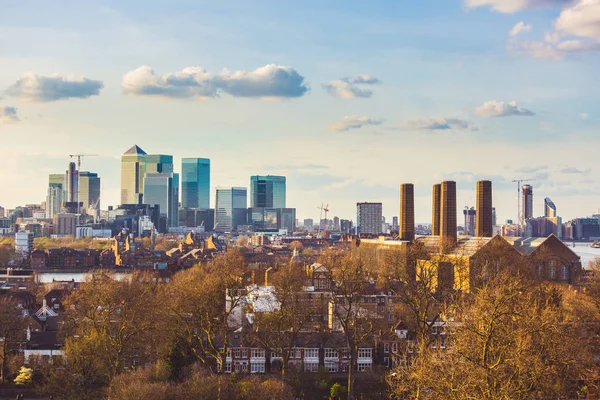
left=37, top=272, right=129, bottom=283
left=567, top=242, right=599, bottom=268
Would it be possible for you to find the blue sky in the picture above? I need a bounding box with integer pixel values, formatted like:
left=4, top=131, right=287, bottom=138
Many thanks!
left=1, top=0, right=599, bottom=223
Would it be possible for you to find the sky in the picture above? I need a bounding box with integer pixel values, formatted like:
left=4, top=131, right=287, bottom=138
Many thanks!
left=1, top=0, right=599, bottom=224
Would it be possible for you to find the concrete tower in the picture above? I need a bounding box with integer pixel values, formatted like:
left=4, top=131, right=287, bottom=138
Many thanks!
left=399, top=183, right=415, bottom=241
left=476, top=180, right=493, bottom=237
left=440, top=181, right=457, bottom=245
left=432, top=183, right=441, bottom=236
left=522, top=184, right=533, bottom=221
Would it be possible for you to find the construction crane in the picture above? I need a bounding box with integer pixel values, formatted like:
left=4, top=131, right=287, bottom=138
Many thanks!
left=69, top=154, right=99, bottom=170
left=317, top=203, right=329, bottom=238
left=511, top=178, right=536, bottom=235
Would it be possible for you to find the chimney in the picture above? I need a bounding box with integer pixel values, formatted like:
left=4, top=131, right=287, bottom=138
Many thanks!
left=399, top=183, right=415, bottom=241
left=476, top=180, right=493, bottom=237
left=432, top=184, right=441, bottom=236
left=440, top=181, right=457, bottom=246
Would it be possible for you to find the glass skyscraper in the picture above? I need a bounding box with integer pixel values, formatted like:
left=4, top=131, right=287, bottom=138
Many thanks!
left=143, top=173, right=180, bottom=228
left=145, top=154, right=174, bottom=174
left=214, top=187, right=247, bottom=232
left=250, top=175, right=286, bottom=208
left=121, top=145, right=147, bottom=204
left=78, top=171, right=101, bottom=210
left=181, top=158, right=210, bottom=209
left=46, top=174, right=66, bottom=219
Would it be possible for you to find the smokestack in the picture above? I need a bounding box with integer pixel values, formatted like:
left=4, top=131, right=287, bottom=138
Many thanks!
left=432, top=184, right=441, bottom=236
left=476, top=180, right=493, bottom=237
left=399, top=183, right=415, bottom=241
left=440, top=181, right=457, bottom=245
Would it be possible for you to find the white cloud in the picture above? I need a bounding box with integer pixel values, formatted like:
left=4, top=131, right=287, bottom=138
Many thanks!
left=475, top=100, right=535, bottom=117
left=556, top=0, right=600, bottom=41
left=560, top=166, right=591, bottom=174
left=122, top=64, right=309, bottom=99
left=465, top=0, right=570, bottom=13
left=328, top=115, right=383, bottom=132
left=510, top=21, right=532, bottom=36
left=580, top=112, right=590, bottom=119
left=0, top=106, right=19, bottom=124
left=397, top=117, right=477, bottom=131
left=322, top=75, right=381, bottom=99
left=5, top=73, right=104, bottom=102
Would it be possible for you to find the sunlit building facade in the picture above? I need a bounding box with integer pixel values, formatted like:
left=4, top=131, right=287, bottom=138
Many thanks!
left=215, top=187, right=247, bottom=232
left=143, top=173, right=180, bottom=228
left=120, top=145, right=147, bottom=205
left=181, top=158, right=210, bottom=209
left=250, top=175, right=286, bottom=208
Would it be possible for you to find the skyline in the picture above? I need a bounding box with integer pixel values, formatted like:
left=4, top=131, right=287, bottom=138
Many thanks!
left=1, top=0, right=599, bottom=223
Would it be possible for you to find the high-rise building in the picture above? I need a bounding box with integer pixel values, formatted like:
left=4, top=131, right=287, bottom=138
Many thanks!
left=357, top=202, right=382, bottom=235
left=492, top=207, right=497, bottom=227
left=214, top=187, right=247, bottom=232
left=66, top=162, right=78, bottom=203
left=544, top=197, right=557, bottom=218
left=121, top=145, right=147, bottom=205
left=78, top=171, right=101, bottom=211
left=392, top=216, right=399, bottom=231
left=440, top=181, right=457, bottom=245
left=463, top=207, right=476, bottom=236
left=143, top=173, right=179, bottom=228
left=432, top=184, right=441, bottom=236
left=522, top=184, right=533, bottom=221
left=250, top=175, right=286, bottom=208
left=54, top=213, right=79, bottom=236
left=399, top=183, right=415, bottom=241
left=279, top=208, right=296, bottom=233
left=181, top=158, right=210, bottom=209
left=46, top=174, right=65, bottom=219
left=476, top=180, right=493, bottom=237
left=146, top=154, right=174, bottom=174
left=15, top=231, right=34, bottom=256
left=333, top=216, right=340, bottom=232
left=340, top=219, right=353, bottom=235
left=303, top=218, right=314, bottom=232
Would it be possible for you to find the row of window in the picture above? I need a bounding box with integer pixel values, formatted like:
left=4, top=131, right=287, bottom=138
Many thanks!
left=225, top=360, right=373, bottom=374
left=227, top=347, right=373, bottom=360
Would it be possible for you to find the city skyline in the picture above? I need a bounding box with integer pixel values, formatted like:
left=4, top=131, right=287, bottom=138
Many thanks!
left=1, top=1, right=599, bottom=223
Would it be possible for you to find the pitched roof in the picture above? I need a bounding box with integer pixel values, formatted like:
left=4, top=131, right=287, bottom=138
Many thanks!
left=124, top=145, right=146, bottom=155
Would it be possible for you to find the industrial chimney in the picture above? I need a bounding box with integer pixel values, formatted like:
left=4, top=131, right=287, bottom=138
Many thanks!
left=399, top=183, right=415, bottom=241
left=440, top=181, right=457, bottom=246
left=432, top=183, right=441, bottom=236
left=476, top=180, right=493, bottom=237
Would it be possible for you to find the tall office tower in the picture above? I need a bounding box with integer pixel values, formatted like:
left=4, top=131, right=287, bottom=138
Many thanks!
left=432, top=184, right=441, bottom=236
left=143, top=173, right=180, bottom=228
left=492, top=207, right=497, bottom=227
left=333, top=216, right=340, bottom=231
left=214, top=187, right=247, bottom=232
left=399, top=183, right=415, bottom=241
left=463, top=207, right=476, bottom=236
left=356, top=202, right=383, bottom=235
left=440, top=181, right=457, bottom=245
left=476, top=180, right=493, bottom=237
left=392, top=216, right=399, bottom=231
left=66, top=162, right=78, bottom=203
left=46, top=174, right=65, bottom=219
left=181, top=158, right=210, bottom=209
left=78, top=172, right=101, bottom=210
left=303, top=218, right=314, bottom=232
left=250, top=175, right=286, bottom=208
left=522, top=184, right=533, bottom=221
left=121, top=145, right=147, bottom=205
left=146, top=154, right=174, bottom=174
left=544, top=197, right=557, bottom=218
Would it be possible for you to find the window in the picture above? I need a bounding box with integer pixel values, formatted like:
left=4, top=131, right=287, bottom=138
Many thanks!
left=292, top=348, right=302, bottom=359
left=304, top=348, right=319, bottom=358
left=431, top=326, right=438, bottom=335
left=384, top=357, right=390, bottom=368
left=271, top=351, right=281, bottom=359
left=304, top=362, right=319, bottom=372
left=324, top=348, right=338, bottom=358
left=561, top=265, right=569, bottom=281
left=440, top=335, right=447, bottom=349
left=384, top=343, right=390, bottom=353
left=251, top=362, right=265, bottom=373
left=342, top=348, right=350, bottom=359
left=325, top=361, right=339, bottom=372
left=234, top=361, right=248, bottom=373
left=357, top=348, right=372, bottom=359
left=357, top=362, right=371, bottom=372
left=234, top=348, right=241, bottom=358
left=537, top=264, right=544, bottom=278
left=388, top=314, right=394, bottom=321
left=549, top=263, right=557, bottom=279
left=392, top=343, right=398, bottom=353
left=251, top=348, right=265, bottom=358
left=225, top=362, right=232, bottom=373
left=388, top=306, right=393, bottom=312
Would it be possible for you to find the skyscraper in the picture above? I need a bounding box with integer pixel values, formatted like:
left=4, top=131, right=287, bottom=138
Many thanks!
left=78, top=171, right=101, bottom=210
left=143, top=173, right=179, bottom=228
left=440, top=181, right=457, bottom=245
left=432, top=183, right=441, bottom=236
left=522, top=184, right=533, bottom=221
left=357, top=202, right=382, bottom=235
left=66, top=162, right=78, bottom=203
left=463, top=207, right=476, bottom=236
left=475, top=180, right=493, bottom=237
left=46, top=174, right=65, bottom=219
left=399, top=183, right=415, bottom=241
left=145, top=154, right=174, bottom=174
left=181, top=158, right=210, bottom=209
left=214, top=187, right=247, bottom=232
left=544, top=197, right=556, bottom=218
left=121, top=145, right=147, bottom=204
left=250, top=175, right=286, bottom=208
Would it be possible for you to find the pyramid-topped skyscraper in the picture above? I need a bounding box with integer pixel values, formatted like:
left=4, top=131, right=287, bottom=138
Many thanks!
left=121, top=145, right=147, bottom=204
